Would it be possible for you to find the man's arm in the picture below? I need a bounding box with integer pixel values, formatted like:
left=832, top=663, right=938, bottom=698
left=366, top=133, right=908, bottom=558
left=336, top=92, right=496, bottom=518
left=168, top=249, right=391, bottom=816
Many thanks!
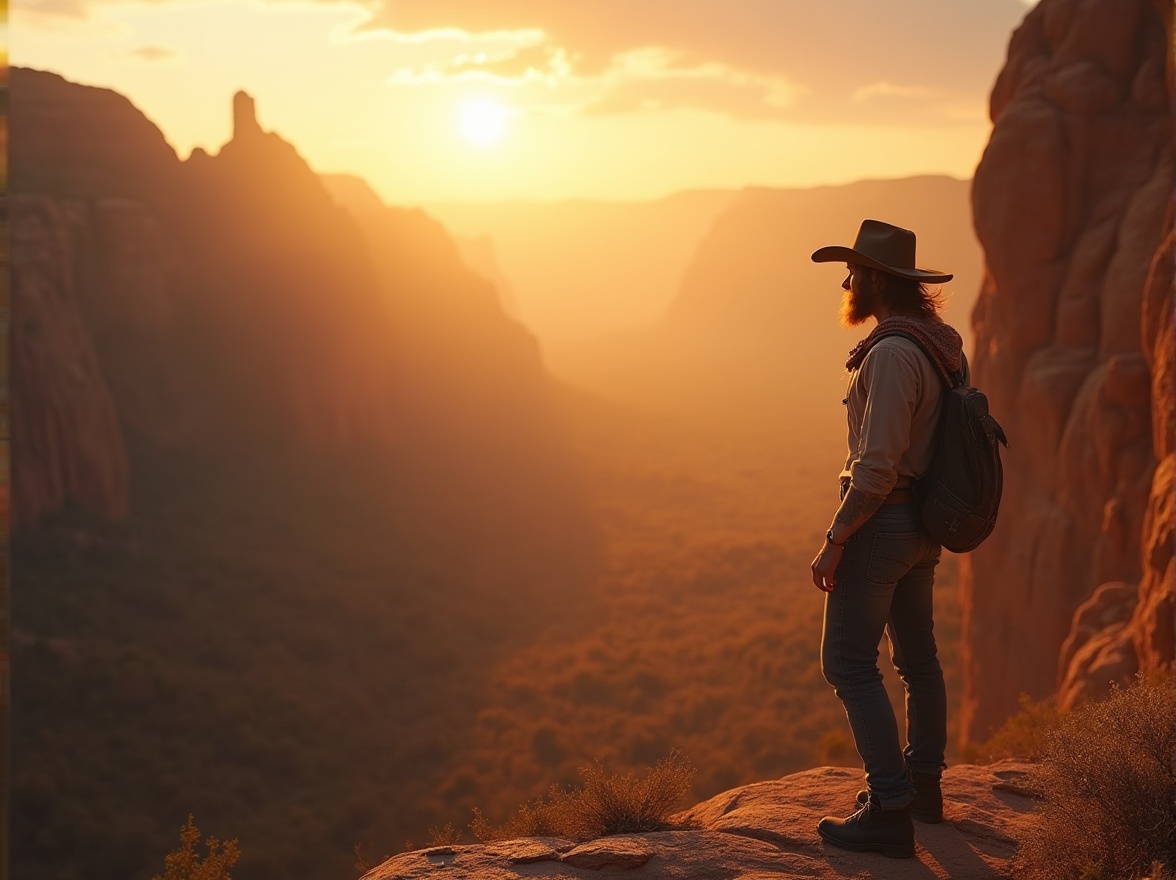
left=810, top=485, right=888, bottom=592
left=829, top=485, right=888, bottom=546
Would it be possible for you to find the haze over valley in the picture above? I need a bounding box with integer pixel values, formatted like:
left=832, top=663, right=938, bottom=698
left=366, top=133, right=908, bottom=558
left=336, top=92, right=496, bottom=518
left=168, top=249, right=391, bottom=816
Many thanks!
left=9, top=1, right=1172, bottom=878
left=10, top=68, right=976, bottom=880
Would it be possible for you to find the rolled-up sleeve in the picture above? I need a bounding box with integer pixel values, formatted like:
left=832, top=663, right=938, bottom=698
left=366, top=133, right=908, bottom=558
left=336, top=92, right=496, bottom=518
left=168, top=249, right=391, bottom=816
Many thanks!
left=848, top=345, right=921, bottom=496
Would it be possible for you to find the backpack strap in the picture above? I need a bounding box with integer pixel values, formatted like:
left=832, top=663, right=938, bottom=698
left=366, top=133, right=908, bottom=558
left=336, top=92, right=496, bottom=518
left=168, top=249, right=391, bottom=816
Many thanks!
left=878, top=330, right=1008, bottom=450
left=869, top=330, right=964, bottom=391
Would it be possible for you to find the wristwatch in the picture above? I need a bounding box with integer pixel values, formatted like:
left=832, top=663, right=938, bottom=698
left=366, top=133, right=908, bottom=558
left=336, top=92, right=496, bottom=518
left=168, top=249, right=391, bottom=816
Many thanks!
left=826, top=528, right=845, bottom=547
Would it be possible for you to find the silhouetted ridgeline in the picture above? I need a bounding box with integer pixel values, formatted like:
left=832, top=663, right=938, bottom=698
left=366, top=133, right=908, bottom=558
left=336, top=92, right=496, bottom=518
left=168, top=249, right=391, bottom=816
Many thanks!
left=10, top=66, right=597, bottom=880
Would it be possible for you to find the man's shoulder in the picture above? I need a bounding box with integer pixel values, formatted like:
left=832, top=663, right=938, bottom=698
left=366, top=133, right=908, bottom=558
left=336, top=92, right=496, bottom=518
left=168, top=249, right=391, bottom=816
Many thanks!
left=861, top=335, right=926, bottom=367
left=857, top=335, right=940, bottom=393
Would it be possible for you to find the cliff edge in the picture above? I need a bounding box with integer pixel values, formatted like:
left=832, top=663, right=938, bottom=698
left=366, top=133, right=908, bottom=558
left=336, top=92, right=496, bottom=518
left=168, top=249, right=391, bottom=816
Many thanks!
left=364, top=762, right=1037, bottom=880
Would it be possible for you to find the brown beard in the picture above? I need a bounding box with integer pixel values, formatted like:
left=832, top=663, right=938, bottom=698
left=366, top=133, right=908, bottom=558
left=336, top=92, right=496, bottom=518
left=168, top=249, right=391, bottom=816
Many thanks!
left=839, top=276, right=876, bottom=327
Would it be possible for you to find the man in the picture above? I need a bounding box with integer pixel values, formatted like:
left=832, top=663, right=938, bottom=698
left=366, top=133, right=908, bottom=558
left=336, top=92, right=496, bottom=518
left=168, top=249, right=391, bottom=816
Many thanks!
left=808, top=219, right=966, bottom=859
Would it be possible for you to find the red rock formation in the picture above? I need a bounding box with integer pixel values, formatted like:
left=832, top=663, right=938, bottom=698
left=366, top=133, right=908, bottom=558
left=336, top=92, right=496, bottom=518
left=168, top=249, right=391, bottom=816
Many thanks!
left=171, top=93, right=403, bottom=449
left=9, top=68, right=178, bottom=200
left=10, top=194, right=130, bottom=528
left=10, top=71, right=564, bottom=531
left=964, top=0, right=1173, bottom=740
left=1129, top=205, right=1175, bottom=678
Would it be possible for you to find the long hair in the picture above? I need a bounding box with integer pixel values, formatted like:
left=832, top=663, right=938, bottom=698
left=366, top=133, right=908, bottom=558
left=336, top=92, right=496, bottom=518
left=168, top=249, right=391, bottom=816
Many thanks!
left=874, top=271, right=947, bottom=321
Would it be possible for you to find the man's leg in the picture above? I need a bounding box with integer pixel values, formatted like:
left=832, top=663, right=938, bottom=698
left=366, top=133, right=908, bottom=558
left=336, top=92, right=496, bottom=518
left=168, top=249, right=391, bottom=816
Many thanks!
left=885, top=538, right=947, bottom=822
left=820, top=510, right=922, bottom=809
left=886, top=539, right=947, bottom=778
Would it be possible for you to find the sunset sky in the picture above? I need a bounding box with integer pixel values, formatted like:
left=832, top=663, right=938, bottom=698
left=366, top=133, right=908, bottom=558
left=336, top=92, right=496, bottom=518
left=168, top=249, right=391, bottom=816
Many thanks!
left=13, top=0, right=1035, bottom=203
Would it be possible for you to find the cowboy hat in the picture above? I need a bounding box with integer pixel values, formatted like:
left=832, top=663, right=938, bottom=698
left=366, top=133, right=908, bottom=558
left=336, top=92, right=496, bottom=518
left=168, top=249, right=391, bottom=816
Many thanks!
left=811, top=219, right=952, bottom=283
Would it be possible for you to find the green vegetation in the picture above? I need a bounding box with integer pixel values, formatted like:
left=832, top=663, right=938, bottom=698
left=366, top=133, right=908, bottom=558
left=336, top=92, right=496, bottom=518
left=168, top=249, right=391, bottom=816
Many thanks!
left=1016, top=676, right=1175, bottom=880
left=471, top=752, right=695, bottom=842
left=153, top=817, right=239, bottom=880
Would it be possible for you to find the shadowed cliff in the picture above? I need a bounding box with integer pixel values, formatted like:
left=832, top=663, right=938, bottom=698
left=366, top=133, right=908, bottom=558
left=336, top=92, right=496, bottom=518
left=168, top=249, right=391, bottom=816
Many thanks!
left=10, top=67, right=598, bottom=880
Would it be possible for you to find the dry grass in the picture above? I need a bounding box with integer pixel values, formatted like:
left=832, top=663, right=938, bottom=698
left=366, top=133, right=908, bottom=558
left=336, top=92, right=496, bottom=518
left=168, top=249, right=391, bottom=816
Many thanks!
left=972, top=694, right=1065, bottom=762
left=471, top=751, right=696, bottom=843
left=1016, top=676, right=1176, bottom=880
left=152, top=816, right=240, bottom=880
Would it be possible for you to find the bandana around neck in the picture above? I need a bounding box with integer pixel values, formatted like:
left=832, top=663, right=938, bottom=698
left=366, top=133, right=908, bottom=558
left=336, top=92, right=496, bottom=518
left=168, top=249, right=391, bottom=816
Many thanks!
left=845, top=316, right=963, bottom=381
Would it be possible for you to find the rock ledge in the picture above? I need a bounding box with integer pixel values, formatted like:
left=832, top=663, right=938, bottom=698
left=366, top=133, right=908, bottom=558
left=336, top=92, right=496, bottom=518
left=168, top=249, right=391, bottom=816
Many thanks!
left=363, top=762, right=1037, bottom=879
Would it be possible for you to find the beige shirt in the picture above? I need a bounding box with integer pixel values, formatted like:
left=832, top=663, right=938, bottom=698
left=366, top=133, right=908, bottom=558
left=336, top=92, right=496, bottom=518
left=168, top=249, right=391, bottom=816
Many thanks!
left=839, top=335, right=970, bottom=497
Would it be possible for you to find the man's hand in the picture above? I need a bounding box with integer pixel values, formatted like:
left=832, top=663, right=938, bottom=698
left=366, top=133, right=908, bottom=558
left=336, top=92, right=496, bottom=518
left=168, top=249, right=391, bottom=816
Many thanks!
left=811, top=485, right=886, bottom=592
left=811, top=541, right=844, bottom=592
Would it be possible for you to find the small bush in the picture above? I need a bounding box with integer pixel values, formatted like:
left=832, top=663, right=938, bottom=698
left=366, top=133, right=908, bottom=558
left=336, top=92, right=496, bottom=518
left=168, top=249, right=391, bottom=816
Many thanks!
left=152, top=816, right=239, bottom=880
left=426, top=823, right=461, bottom=847
left=978, top=693, right=1064, bottom=762
left=471, top=751, right=695, bottom=842
left=1016, top=677, right=1176, bottom=880
left=471, top=796, right=568, bottom=843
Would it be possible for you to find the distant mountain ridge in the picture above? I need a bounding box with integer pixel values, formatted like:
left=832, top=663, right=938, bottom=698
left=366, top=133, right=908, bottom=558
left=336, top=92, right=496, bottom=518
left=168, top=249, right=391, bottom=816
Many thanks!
left=425, top=190, right=740, bottom=343
left=546, top=174, right=981, bottom=425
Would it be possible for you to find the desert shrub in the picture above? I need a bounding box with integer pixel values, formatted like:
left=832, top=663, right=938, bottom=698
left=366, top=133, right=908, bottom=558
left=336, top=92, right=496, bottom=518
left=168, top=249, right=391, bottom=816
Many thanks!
left=471, top=751, right=695, bottom=842
left=352, top=843, right=384, bottom=876
left=471, top=795, right=568, bottom=843
left=426, top=823, right=461, bottom=847
left=152, top=816, right=239, bottom=880
left=973, top=693, right=1065, bottom=762
left=1078, top=861, right=1176, bottom=880
left=1016, top=677, right=1176, bottom=880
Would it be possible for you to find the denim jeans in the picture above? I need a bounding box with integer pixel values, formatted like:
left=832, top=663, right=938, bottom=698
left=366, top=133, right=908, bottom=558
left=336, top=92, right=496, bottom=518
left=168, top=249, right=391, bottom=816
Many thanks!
left=820, top=502, right=947, bottom=810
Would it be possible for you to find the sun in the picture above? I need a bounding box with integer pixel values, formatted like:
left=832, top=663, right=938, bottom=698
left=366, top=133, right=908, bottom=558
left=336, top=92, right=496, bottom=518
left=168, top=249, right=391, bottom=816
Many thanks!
left=458, top=99, right=508, bottom=147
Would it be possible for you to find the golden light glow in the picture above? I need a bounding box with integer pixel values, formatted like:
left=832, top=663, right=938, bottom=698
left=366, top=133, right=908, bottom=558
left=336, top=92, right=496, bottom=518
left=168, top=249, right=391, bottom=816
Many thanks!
left=458, top=98, right=508, bottom=146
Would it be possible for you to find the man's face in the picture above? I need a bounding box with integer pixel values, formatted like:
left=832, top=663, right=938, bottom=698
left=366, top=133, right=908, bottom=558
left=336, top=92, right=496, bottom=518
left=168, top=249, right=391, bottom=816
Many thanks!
left=839, top=263, right=876, bottom=327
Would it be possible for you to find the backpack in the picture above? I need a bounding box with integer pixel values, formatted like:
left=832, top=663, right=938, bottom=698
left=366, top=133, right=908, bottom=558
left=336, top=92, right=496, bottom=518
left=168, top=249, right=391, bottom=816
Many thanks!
left=878, top=331, right=1010, bottom=553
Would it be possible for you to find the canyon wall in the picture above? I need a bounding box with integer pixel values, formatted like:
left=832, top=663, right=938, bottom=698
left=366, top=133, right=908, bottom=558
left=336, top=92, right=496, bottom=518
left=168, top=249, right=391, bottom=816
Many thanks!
left=9, top=68, right=560, bottom=531
left=963, top=0, right=1173, bottom=740
left=10, top=195, right=131, bottom=528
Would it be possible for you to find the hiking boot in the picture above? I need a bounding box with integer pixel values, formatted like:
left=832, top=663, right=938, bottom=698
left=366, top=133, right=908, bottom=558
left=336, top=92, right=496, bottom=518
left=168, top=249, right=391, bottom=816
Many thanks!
left=817, top=797, right=915, bottom=859
left=855, top=771, right=943, bottom=824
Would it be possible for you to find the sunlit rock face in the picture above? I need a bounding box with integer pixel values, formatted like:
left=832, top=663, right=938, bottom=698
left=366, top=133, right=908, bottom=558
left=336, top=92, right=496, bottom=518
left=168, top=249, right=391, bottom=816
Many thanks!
left=1124, top=204, right=1174, bottom=688
left=963, top=0, right=1172, bottom=741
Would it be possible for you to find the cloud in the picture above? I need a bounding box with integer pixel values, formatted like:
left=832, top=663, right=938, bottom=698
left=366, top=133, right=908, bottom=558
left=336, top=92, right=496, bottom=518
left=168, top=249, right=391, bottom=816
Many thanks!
left=17, top=0, right=89, bottom=20
left=127, top=45, right=176, bottom=62
left=583, top=50, right=807, bottom=120
left=852, top=82, right=937, bottom=104
left=13, top=0, right=1030, bottom=125
left=387, top=38, right=809, bottom=121
left=448, top=43, right=572, bottom=80
left=359, top=0, right=1030, bottom=124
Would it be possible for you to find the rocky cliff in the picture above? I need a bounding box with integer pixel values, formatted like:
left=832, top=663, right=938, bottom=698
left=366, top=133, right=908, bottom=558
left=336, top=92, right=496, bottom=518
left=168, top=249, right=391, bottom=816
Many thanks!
left=10, top=195, right=130, bottom=528
left=9, top=68, right=557, bottom=529
left=963, top=0, right=1173, bottom=740
left=1128, top=206, right=1175, bottom=681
